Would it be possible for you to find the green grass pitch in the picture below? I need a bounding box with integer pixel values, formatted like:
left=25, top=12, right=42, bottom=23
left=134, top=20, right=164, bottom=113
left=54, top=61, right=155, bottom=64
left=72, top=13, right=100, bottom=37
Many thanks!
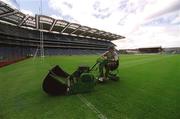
left=0, top=54, right=180, bottom=119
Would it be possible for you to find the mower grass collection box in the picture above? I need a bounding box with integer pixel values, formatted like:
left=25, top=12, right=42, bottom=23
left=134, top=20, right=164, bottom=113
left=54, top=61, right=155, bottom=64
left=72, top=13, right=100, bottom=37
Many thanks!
left=42, top=65, right=96, bottom=96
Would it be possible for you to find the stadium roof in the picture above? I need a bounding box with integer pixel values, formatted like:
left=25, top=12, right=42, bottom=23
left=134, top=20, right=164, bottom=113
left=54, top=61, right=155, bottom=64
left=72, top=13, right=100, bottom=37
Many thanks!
left=0, top=1, right=125, bottom=41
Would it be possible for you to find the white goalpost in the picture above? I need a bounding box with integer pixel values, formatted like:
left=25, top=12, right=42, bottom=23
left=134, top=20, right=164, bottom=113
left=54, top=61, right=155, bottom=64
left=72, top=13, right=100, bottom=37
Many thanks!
left=33, top=0, right=44, bottom=60
left=39, top=0, right=44, bottom=58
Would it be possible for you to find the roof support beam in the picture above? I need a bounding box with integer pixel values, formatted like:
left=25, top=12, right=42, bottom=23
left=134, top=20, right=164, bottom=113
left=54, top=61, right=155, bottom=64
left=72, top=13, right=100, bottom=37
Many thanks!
left=18, top=15, right=29, bottom=27
left=79, top=28, right=91, bottom=36
left=61, top=23, right=71, bottom=33
left=0, top=10, right=18, bottom=18
left=102, top=32, right=108, bottom=36
left=35, top=15, right=39, bottom=29
left=71, top=26, right=81, bottom=34
left=0, top=4, right=5, bottom=7
left=49, top=19, right=57, bottom=31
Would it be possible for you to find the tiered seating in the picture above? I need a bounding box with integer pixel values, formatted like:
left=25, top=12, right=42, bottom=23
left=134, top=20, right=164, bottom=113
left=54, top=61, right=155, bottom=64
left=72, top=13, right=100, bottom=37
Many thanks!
left=0, top=22, right=112, bottom=50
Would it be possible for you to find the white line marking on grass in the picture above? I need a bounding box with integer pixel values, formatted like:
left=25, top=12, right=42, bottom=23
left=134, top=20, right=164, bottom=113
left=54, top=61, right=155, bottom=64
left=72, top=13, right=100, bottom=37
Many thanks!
left=77, top=94, right=107, bottom=119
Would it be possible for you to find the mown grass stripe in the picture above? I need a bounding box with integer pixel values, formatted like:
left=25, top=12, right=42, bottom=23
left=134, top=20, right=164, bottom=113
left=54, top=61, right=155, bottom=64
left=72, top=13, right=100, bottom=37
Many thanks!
left=120, top=55, right=173, bottom=69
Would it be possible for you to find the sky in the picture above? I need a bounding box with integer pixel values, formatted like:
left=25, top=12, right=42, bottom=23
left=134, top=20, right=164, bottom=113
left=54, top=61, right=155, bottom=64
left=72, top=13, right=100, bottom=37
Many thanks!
left=2, top=0, right=180, bottom=49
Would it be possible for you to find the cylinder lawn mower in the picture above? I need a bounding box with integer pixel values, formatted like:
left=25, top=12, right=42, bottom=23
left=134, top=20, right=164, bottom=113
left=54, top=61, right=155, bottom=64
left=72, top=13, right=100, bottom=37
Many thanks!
left=42, top=58, right=119, bottom=96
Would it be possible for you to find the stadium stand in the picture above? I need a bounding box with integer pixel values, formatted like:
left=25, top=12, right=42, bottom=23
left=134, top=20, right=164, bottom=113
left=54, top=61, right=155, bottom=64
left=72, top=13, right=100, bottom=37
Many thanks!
left=119, top=49, right=128, bottom=54
left=163, top=47, right=180, bottom=54
left=119, top=47, right=163, bottom=54
left=138, top=47, right=162, bottom=53
left=0, top=1, right=125, bottom=66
